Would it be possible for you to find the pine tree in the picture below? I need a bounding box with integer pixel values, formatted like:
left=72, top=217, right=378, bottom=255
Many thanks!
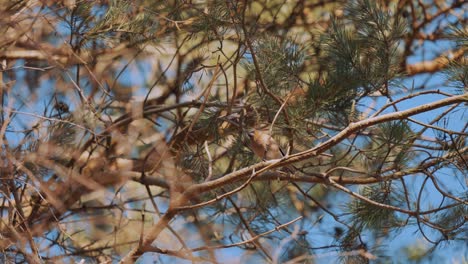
left=0, top=0, right=466, bottom=263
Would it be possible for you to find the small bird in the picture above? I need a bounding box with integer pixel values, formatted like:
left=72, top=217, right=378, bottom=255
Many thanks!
left=247, top=128, right=297, bottom=177
left=247, top=128, right=285, bottom=161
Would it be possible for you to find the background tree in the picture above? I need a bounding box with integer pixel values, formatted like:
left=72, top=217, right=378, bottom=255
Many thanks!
left=0, top=0, right=466, bottom=263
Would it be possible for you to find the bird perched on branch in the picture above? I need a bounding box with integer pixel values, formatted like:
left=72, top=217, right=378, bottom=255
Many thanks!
left=247, top=127, right=298, bottom=177
left=217, top=112, right=294, bottom=171
left=247, top=128, right=285, bottom=161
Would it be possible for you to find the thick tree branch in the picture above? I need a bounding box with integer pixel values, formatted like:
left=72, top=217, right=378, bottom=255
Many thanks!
left=120, top=93, right=466, bottom=262
left=185, top=93, right=467, bottom=195
left=406, top=48, right=466, bottom=75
